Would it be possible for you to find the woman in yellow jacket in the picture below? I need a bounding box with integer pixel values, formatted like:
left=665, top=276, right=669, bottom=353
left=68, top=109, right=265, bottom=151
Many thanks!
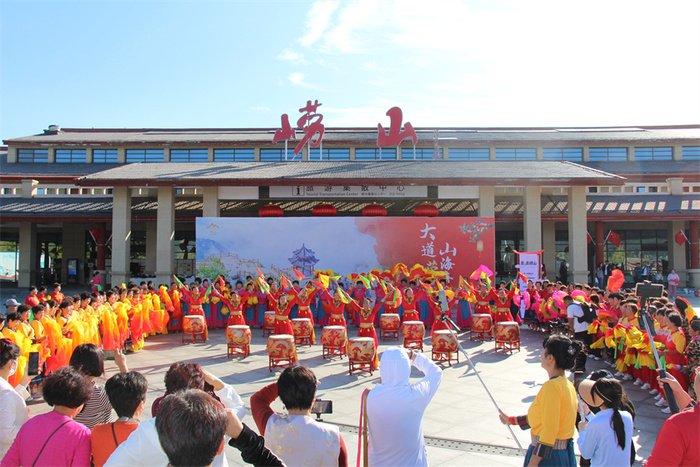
left=499, top=334, right=582, bottom=466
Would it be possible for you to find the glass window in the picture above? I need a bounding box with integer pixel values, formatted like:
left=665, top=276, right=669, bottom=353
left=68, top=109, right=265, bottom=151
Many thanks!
left=543, top=148, right=583, bottom=161
left=55, top=149, right=87, bottom=163
left=355, top=148, right=397, bottom=160
left=309, top=148, right=350, bottom=161
left=605, top=229, right=670, bottom=278
left=634, top=147, right=672, bottom=161
left=495, top=148, right=536, bottom=160
left=261, top=149, right=287, bottom=161
left=125, top=149, right=164, bottom=163
left=214, top=148, right=255, bottom=161
left=17, top=149, right=49, bottom=163
left=93, top=149, right=119, bottom=163
left=170, top=149, right=209, bottom=162
left=682, top=146, right=700, bottom=160
left=448, top=148, right=490, bottom=161
left=400, top=148, right=443, bottom=160
left=588, top=147, right=628, bottom=161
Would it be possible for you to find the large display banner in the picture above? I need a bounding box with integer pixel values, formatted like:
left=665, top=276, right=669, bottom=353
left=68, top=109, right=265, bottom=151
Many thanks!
left=196, top=217, right=494, bottom=282
left=517, top=251, right=541, bottom=282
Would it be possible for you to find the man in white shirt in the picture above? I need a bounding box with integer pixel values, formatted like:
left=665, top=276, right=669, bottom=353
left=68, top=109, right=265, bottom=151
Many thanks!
left=366, top=347, right=442, bottom=467
left=565, top=295, right=590, bottom=372
left=105, top=372, right=245, bottom=467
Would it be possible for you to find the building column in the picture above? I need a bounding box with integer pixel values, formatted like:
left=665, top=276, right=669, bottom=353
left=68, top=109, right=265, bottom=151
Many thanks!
left=18, top=222, right=37, bottom=288
left=542, top=221, right=556, bottom=280
left=567, top=186, right=588, bottom=284
left=145, top=222, right=157, bottom=275
left=156, top=187, right=175, bottom=285
left=111, top=187, right=132, bottom=286
left=478, top=186, right=495, bottom=217
left=595, top=221, right=605, bottom=266
left=689, top=220, right=700, bottom=289
left=524, top=186, right=542, bottom=251
left=669, top=221, right=687, bottom=286
left=62, top=223, right=86, bottom=284
left=202, top=186, right=220, bottom=217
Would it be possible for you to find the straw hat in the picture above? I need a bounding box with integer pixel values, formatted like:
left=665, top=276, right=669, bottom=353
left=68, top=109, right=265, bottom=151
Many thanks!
left=578, top=379, right=603, bottom=407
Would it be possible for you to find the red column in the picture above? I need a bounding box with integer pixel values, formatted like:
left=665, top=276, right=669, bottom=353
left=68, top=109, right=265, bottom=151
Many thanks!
left=690, top=220, right=699, bottom=269
left=595, top=222, right=604, bottom=266
left=96, top=223, right=106, bottom=270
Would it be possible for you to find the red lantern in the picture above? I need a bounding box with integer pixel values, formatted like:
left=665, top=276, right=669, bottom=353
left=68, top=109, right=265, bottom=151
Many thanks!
left=312, top=203, right=337, bottom=216
left=259, top=204, right=283, bottom=217
left=413, top=203, right=438, bottom=217
left=362, top=203, right=387, bottom=216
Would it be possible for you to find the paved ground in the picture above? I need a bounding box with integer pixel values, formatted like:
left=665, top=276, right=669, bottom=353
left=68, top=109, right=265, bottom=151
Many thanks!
left=7, top=285, right=697, bottom=466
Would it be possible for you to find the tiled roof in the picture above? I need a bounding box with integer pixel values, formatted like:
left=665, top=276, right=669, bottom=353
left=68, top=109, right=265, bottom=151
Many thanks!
left=2, top=194, right=697, bottom=220
left=581, top=161, right=700, bottom=179
left=76, top=161, right=623, bottom=186
left=5, top=125, right=700, bottom=146
left=0, top=154, right=119, bottom=181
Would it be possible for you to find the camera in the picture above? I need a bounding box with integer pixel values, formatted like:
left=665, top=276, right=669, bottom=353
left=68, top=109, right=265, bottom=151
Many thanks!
left=311, top=399, right=333, bottom=421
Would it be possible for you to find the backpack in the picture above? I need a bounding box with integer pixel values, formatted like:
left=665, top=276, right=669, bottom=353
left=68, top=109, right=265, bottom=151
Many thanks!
left=577, top=303, right=596, bottom=324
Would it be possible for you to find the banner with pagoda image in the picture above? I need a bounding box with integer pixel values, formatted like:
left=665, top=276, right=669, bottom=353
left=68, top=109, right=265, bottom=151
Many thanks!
left=195, top=217, right=494, bottom=282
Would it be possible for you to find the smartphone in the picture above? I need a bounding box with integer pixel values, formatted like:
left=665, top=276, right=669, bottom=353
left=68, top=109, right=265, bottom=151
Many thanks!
left=311, top=399, right=333, bottom=414
left=28, top=351, right=40, bottom=376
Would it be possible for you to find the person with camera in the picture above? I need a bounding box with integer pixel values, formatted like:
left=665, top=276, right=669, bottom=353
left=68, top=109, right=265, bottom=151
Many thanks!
left=499, top=335, right=582, bottom=466
left=250, top=365, right=348, bottom=466
left=361, top=347, right=442, bottom=467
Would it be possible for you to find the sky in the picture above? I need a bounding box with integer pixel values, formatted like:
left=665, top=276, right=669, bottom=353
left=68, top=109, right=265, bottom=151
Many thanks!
left=1, top=0, right=699, bottom=140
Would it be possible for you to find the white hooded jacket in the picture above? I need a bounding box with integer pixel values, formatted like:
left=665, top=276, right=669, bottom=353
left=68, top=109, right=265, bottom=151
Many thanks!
left=366, top=348, right=442, bottom=467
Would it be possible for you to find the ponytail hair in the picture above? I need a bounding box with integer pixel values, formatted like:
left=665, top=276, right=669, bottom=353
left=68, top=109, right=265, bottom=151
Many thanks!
left=592, top=378, right=627, bottom=449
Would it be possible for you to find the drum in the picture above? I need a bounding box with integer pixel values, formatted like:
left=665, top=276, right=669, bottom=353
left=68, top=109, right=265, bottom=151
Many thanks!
left=431, top=329, right=459, bottom=365
left=494, top=321, right=521, bottom=352
left=379, top=313, right=401, bottom=340
left=347, top=337, right=376, bottom=375
left=267, top=334, right=297, bottom=371
left=182, top=315, right=207, bottom=343
left=263, top=311, right=276, bottom=336
left=321, top=325, right=347, bottom=359
left=402, top=320, right=425, bottom=351
left=471, top=313, right=493, bottom=341
left=291, top=318, right=313, bottom=347
left=226, top=325, right=251, bottom=358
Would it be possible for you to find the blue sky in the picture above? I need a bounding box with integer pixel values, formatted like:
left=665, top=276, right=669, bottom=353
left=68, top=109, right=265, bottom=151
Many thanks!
left=2, top=0, right=699, bottom=140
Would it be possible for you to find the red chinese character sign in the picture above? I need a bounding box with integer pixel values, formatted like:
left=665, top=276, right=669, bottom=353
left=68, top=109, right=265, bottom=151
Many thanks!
left=272, top=100, right=325, bottom=159
left=377, top=106, right=418, bottom=148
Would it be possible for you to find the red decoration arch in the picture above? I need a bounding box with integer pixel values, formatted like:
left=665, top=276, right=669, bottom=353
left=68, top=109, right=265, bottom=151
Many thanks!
left=413, top=203, right=439, bottom=217
left=361, top=203, right=388, bottom=216
left=259, top=204, right=283, bottom=217
left=312, top=203, right=337, bottom=216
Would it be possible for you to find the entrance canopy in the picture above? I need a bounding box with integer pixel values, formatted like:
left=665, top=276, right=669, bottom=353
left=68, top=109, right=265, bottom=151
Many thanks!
left=76, top=160, right=624, bottom=187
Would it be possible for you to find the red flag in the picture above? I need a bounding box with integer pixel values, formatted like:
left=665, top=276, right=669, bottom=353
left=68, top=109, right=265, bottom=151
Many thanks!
left=607, top=231, right=622, bottom=248
left=675, top=230, right=688, bottom=246
left=280, top=274, right=291, bottom=290
left=517, top=271, right=529, bottom=284
left=292, top=267, right=305, bottom=281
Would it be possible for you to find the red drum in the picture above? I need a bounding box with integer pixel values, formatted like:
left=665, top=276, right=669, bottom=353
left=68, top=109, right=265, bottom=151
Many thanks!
left=494, top=321, right=520, bottom=353
left=471, top=313, right=493, bottom=341
left=432, top=329, right=459, bottom=365
left=267, top=334, right=297, bottom=371
left=182, top=315, right=207, bottom=343
left=321, top=325, right=347, bottom=359
left=263, top=311, right=276, bottom=336
left=380, top=313, right=401, bottom=340
left=348, top=337, right=376, bottom=375
left=291, top=318, right=313, bottom=347
left=402, top=320, right=425, bottom=351
left=226, top=325, right=251, bottom=358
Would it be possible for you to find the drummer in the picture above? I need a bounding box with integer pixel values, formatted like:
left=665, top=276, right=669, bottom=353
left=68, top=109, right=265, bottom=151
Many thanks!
left=401, top=287, right=420, bottom=322
left=347, top=297, right=380, bottom=370
left=321, top=288, right=347, bottom=328
left=176, top=280, right=208, bottom=341
left=267, top=291, right=295, bottom=335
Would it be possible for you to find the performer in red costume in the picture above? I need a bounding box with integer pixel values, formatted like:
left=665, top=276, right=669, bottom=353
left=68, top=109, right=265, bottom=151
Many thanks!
left=289, top=283, right=318, bottom=344
left=348, top=297, right=380, bottom=370
left=321, top=288, right=347, bottom=327
left=381, top=282, right=403, bottom=316
left=488, top=284, right=516, bottom=323
left=401, top=287, right=420, bottom=322
left=177, top=281, right=209, bottom=340
left=267, top=291, right=296, bottom=335
left=471, top=282, right=492, bottom=316
left=210, top=286, right=246, bottom=326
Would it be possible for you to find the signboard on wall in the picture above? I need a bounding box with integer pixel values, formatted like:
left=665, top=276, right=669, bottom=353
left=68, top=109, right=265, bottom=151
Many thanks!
left=196, top=216, right=494, bottom=282
left=269, top=185, right=428, bottom=199
left=517, top=251, right=541, bottom=281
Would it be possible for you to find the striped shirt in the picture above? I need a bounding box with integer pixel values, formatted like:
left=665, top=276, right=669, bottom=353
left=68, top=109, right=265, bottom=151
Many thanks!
left=74, top=382, right=114, bottom=429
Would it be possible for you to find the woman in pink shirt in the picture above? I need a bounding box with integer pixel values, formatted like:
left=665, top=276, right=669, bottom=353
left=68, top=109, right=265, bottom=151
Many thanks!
left=2, top=367, right=92, bottom=467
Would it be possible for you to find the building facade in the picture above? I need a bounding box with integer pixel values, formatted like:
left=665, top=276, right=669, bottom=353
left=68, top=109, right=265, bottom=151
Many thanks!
left=1, top=125, right=698, bottom=289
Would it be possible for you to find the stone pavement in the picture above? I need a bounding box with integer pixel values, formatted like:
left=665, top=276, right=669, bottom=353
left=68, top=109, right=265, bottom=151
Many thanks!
left=23, top=318, right=683, bottom=466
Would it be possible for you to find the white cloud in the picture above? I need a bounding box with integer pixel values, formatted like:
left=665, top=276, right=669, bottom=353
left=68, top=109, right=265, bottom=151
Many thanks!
left=293, top=0, right=700, bottom=125
left=299, top=0, right=341, bottom=47
left=287, top=72, right=317, bottom=89
left=249, top=105, right=271, bottom=113
left=277, top=49, right=307, bottom=64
